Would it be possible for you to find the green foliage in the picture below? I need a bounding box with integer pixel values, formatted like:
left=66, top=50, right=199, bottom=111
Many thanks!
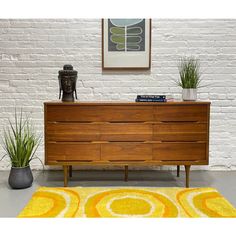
left=176, top=57, right=202, bottom=89
left=1, top=110, right=41, bottom=168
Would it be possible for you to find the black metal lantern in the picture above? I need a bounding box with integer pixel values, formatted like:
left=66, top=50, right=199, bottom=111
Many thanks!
left=58, top=64, right=78, bottom=102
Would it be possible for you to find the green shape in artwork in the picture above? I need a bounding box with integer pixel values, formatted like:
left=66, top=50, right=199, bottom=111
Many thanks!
left=116, top=44, right=125, bottom=50
left=111, top=35, right=125, bottom=44
left=127, top=36, right=142, bottom=43
left=110, top=27, right=125, bottom=35
left=126, top=45, right=140, bottom=50
left=127, top=27, right=142, bottom=35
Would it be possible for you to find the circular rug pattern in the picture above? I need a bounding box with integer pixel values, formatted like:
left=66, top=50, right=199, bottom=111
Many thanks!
left=19, top=188, right=80, bottom=217
left=84, top=189, right=178, bottom=217
left=176, top=188, right=236, bottom=217
left=18, top=187, right=236, bottom=218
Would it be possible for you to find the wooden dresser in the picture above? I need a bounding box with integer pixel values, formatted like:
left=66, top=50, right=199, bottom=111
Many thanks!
left=44, top=101, right=210, bottom=187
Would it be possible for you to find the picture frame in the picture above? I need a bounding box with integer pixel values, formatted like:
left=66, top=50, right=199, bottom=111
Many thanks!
left=102, top=19, right=152, bottom=70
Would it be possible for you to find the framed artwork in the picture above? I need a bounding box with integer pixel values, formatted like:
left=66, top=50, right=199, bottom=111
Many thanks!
left=102, top=19, right=151, bottom=70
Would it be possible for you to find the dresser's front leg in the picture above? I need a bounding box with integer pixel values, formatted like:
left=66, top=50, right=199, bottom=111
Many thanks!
left=177, top=165, right=180, bottom=177
left=124, top=165, right=128, bottom=181
left=184, top=165, right=191, bottom=188
left=63, top=165, right=68, bottom=187
left=69, top=165, right=72, bottom=178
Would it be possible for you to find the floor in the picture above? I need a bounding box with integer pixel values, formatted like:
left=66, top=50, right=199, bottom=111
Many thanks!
left=0, top=169, right=236, bottom=217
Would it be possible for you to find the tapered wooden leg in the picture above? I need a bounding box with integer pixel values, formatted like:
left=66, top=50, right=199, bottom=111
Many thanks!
left=63, top=165, right=68, bottom=187
left=124, top=165, right=128, bottom=182
left=184, top=165, right=191, bottom=188
left=69, top=165, right=72, bottom=178
left=177, top=165, right=180, bottom=177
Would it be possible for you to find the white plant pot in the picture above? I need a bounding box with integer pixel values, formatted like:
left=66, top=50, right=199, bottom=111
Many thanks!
left=182, top=89, right=197, bottom=101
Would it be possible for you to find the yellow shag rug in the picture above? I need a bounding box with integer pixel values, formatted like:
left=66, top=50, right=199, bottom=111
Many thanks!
left=18, top=187, right=236, bottom=218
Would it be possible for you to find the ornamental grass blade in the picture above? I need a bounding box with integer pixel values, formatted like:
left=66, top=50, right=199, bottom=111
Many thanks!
left=1, top=109, right=41, bottom=168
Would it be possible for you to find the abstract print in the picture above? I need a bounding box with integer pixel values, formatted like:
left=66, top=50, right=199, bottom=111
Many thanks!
left=108, top=19, right=145, bottom=52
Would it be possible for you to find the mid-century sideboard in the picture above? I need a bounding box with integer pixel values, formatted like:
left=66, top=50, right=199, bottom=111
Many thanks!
left=44, top=101, right=210, bottom=187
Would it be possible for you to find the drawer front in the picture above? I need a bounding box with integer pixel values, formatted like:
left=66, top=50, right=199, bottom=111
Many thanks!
left=154, top=105, right=208, bottom=122
left=47, top=143, right=100, bottom=161
left=101, top=143, right=152, bottom=161
left=100, top=123, right=152, bottom=141
left=153, top=143, right=206, bottom=161
left=47, top=123, right=100, bottom=141
left=101, top=106, right=153, bottom=121
left=153, top=123, right=207, bottom=141
left=47, top=105, right=102, bottom=122
left=47, top=105, right=153, bottom=122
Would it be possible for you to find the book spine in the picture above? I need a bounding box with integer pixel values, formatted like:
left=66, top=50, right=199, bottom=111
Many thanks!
left=136, top=98, right=167, bottom=102
left=137, top=95, right=166, bottom=99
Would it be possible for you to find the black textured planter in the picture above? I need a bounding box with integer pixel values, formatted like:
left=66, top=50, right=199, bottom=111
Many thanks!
left=8, top=166, right=33, bottom=189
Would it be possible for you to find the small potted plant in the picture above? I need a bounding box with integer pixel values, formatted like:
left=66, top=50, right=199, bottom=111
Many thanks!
left=176, top=56, right=202, bottom=101
left=1, top=110, right=41, bottom=189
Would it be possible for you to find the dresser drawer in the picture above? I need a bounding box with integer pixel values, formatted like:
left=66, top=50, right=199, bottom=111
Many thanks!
left=47, top=105, right=153, bottom=122
left=154, top=105, right=208, bottom=122
left=101, top=143, right=152, bottom=161
left=47, top=143, right=100, bottom=161
left=153, top=142, right=206, bottom=161
left=100, top=123, right=152, bottom=141
left=47, top=105, right=102, bottom=122
left=47, top=123, right=100, bottom=141
left=153, top=123, right=207, bottom=141
left=102, top=106, right=153, bottom=121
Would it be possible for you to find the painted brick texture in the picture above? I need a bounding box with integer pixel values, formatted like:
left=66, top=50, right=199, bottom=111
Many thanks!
left=0, top=19, right=235, bottom=170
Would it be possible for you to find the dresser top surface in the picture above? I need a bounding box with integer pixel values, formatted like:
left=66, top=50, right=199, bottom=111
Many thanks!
left=44, top=100, right=211, bottom=106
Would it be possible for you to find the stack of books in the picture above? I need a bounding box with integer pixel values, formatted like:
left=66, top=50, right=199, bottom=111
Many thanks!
left=135, top=95, right=167, bottom=102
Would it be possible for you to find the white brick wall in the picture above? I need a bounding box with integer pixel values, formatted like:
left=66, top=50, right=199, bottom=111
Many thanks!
left=0, top=19, right=236, bottom=170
